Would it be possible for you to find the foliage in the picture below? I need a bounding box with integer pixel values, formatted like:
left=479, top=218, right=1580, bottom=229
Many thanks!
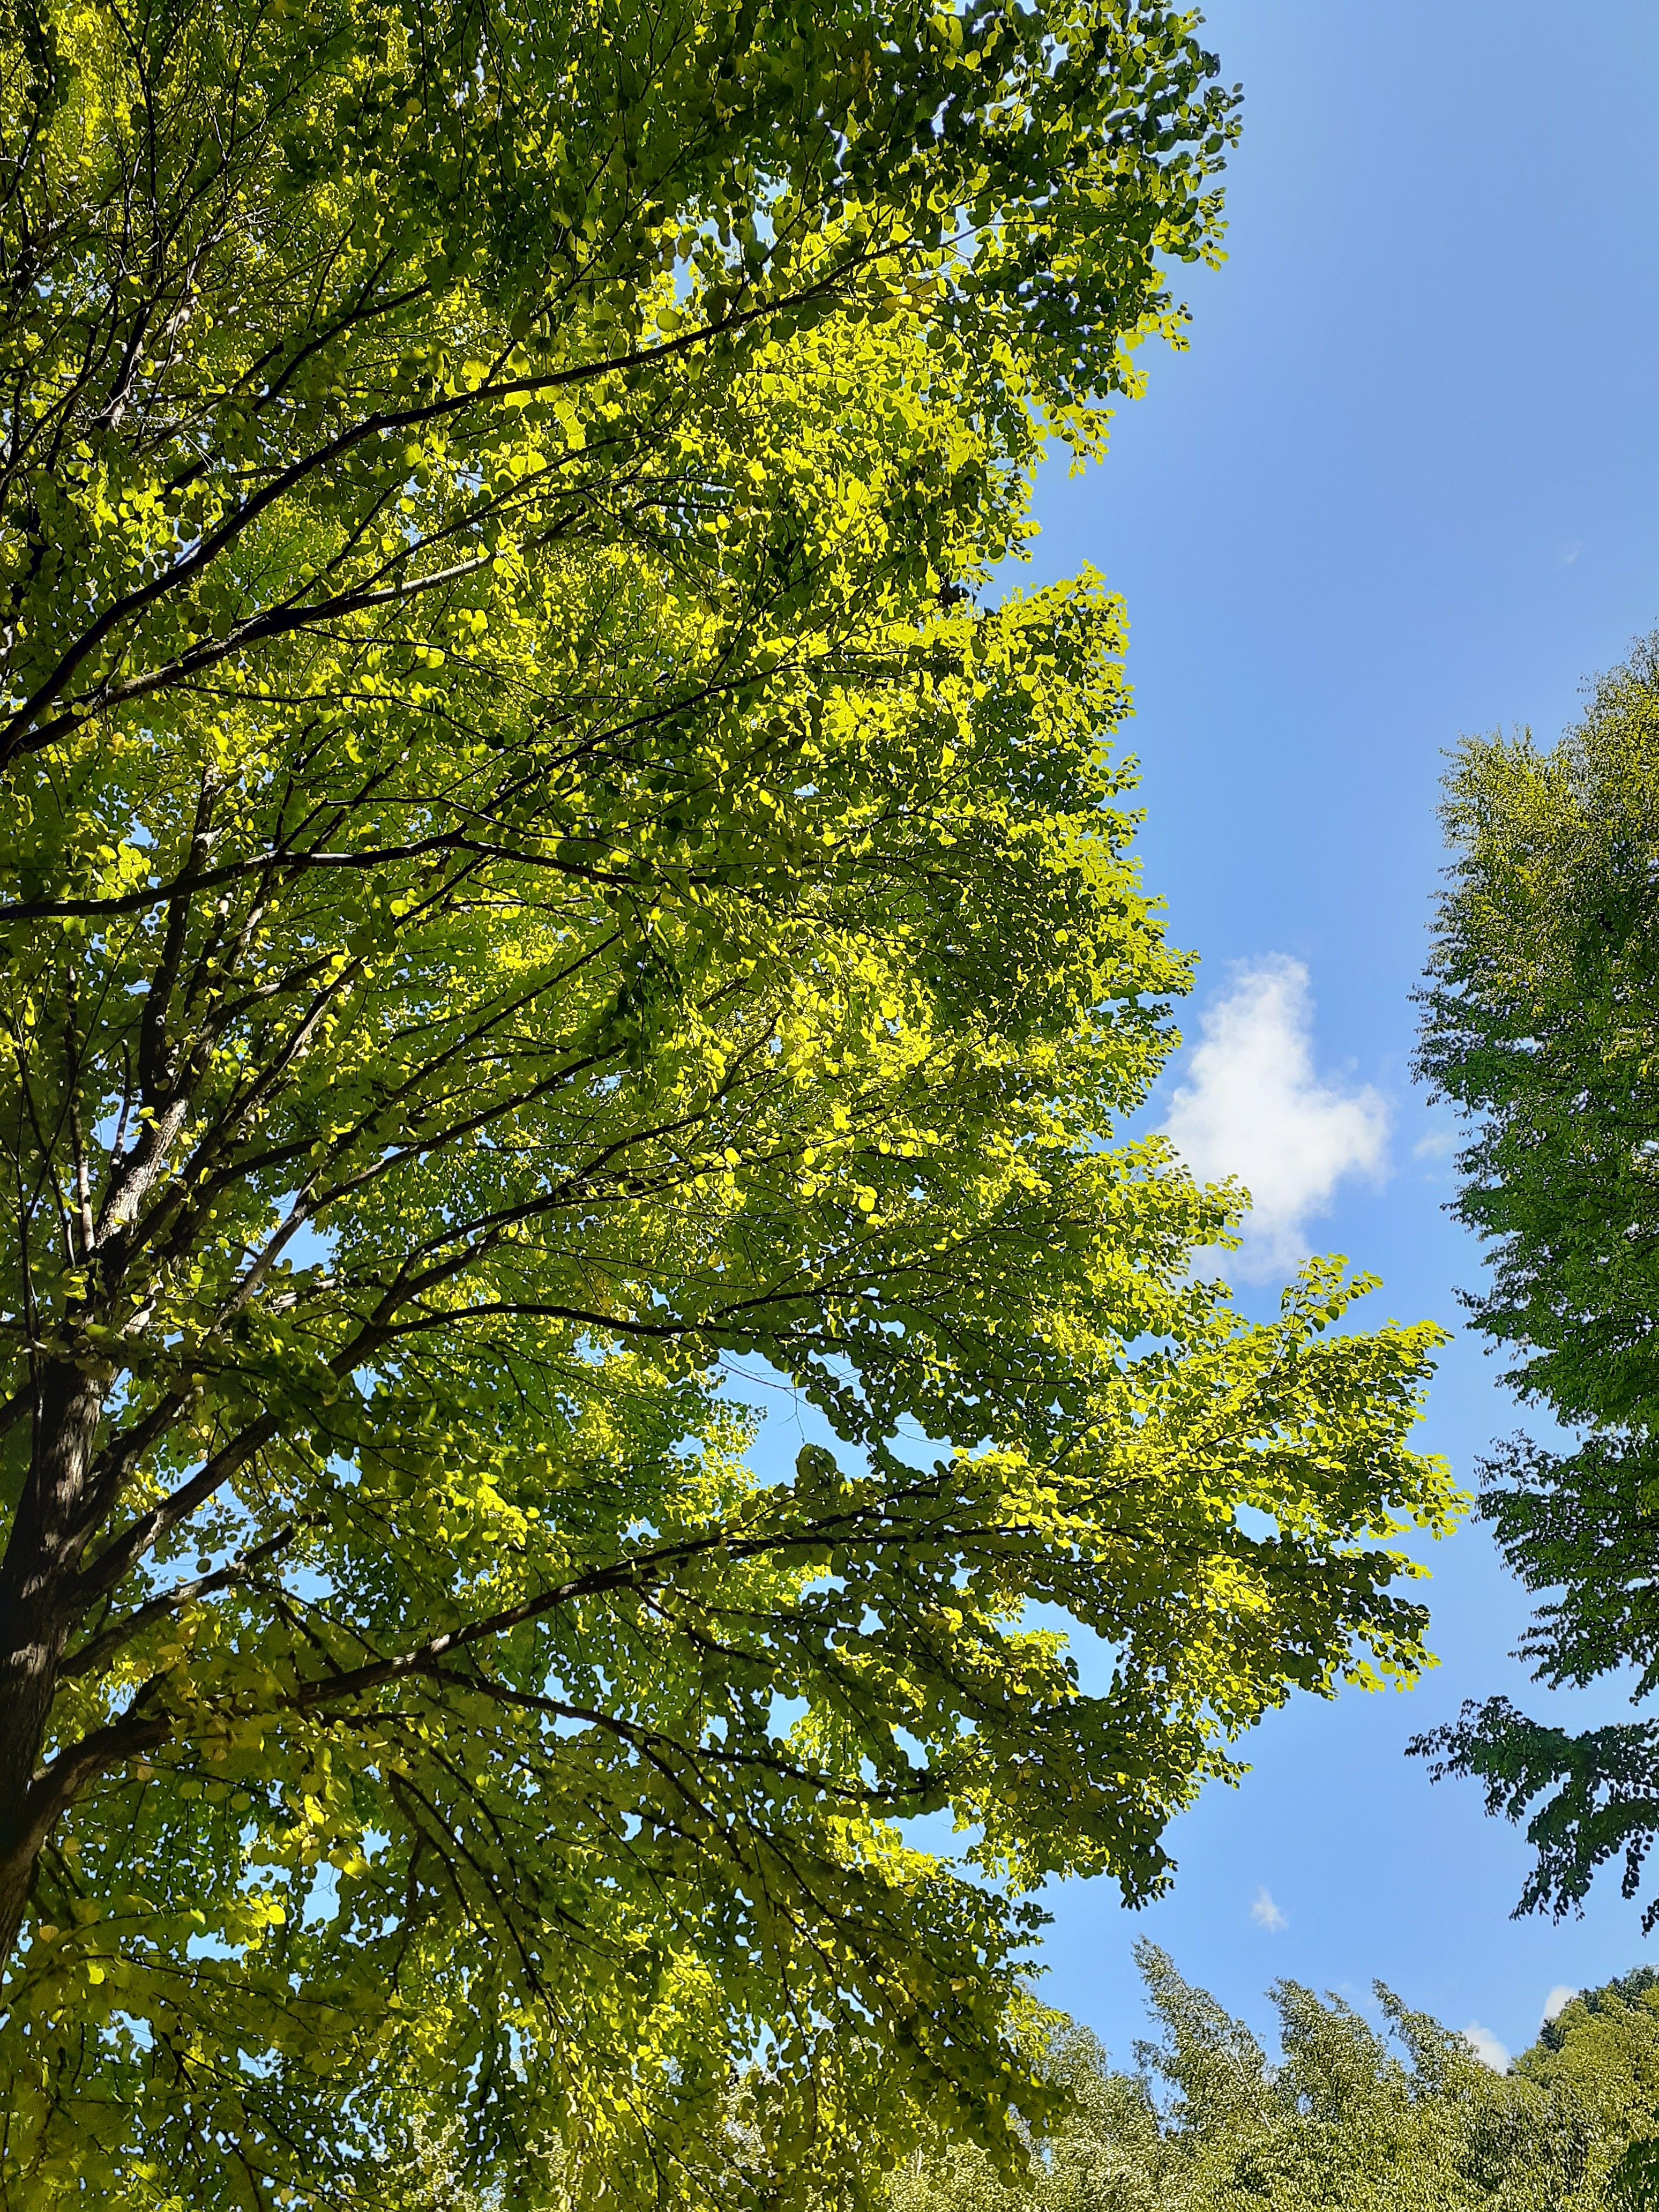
left=888, top=1946, right=1659, bottom=2212
left=0, top=0, right=1460, bottom=2202
left=1411, top=636, right=1659, bottom=1928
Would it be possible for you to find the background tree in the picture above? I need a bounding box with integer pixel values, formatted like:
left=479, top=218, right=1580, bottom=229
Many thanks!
left=887, top=1948, right=1659, bottom=2212
left=0, top=0, right=1459, bottom=2203
left=1413, top=637, right=1659, bottom=1940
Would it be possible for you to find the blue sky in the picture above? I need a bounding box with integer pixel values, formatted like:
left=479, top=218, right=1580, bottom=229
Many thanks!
left=1010, top=0, right=1659, bottom=2072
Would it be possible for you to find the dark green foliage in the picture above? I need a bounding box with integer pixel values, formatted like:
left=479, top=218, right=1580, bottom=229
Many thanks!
left=1411, top=637, right=1659, bottom=1925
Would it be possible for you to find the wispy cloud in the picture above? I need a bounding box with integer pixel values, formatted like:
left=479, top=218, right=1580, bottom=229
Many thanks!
left=1412, top=1124, right=1458, bottom=1163
left=1163, top=957, right=1390, bottom=1277
left=1250, top=1886, right=1288, bottom=1933
left=1463, top=2021, right=1512, bottom=2072
left=1542, top=1985, right=1579, bottom=2027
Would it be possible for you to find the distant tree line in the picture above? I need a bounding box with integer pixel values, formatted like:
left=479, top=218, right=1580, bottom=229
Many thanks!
left=886, top=1946, right=1659, bottom=2212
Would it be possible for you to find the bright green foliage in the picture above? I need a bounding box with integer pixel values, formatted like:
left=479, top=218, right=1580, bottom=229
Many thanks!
left=0, top=0, right=1458, bottom=2203
left=888, top=1948, right=1659, bottom=2212
left=1411, top=637, right=1659, bottom=1931
left=0, top=0, right=1233, bottom=781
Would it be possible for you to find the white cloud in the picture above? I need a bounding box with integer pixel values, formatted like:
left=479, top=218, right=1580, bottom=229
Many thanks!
left=1163, top=956, right=1390, bottom=1278
left=1542, top=1985, right=1580, bottom=2027
left=1462, top=2021, right=1512, bottom=2072
left=1250, top=1886, right=1288, bottom=1933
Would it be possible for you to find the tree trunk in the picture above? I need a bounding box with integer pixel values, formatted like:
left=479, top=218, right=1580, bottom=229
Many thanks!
left=0, top=1359, right=107, bottom=1967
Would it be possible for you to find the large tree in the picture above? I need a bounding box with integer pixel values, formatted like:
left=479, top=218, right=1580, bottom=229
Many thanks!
left=0, top=0, right=1456, bottom=2202
left=1413, top=637, right=1659, bottom=1942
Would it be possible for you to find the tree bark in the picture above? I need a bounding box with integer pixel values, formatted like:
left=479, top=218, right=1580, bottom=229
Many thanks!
left=0, top=1359, right=108, bottom=1967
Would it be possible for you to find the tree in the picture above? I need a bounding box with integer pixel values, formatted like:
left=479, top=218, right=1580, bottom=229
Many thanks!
left=0, top=0, right=1458, bottom=2201
left=888, top=1948, right=1659, bottom=2212
left=1411, top=637, right=1659, bottom=1935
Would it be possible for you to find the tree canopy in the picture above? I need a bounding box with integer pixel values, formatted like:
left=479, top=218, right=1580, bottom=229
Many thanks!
left=1413, top=636, right=1659, bottom=1935
left=887, top=1947, right=1659, bottom=2212
left=0, top=0, right=1458, bottom=2202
